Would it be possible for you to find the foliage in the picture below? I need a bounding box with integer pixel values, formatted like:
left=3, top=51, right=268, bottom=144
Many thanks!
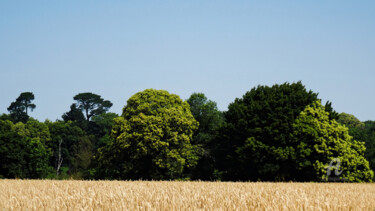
left=90, top=112, right=119, bottom=149
left=216, top=81, right=338, bottom=181
left=336, top=112, right=375, bottom=181
left=73, top=93, right=113, bottom=122
left=62, top=104, right=87, bottom=129
left=363, top=121, right=375, bottom=178
left=1, top=87, right=373, bottom=182
left=186, top=93, right=224, bottom=180
left=292, top=101, right=373, bottom=182
left=7, top=92, right=36, bottom=123
left=46, top=120, right=92, bottom=176
left=71, top=137, right=94, bottom=179
left=340, top=119, right=375, bottom=181
left=338, top=112, right=365, bottom=129
left=0, top=119, right=51, bottom=178
left=97, top=89, right=199, bottom=180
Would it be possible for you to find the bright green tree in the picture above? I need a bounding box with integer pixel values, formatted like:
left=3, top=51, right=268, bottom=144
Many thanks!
left=97, top=89, right=199, bottom=180
left=293, top=101, right=373, bottom=182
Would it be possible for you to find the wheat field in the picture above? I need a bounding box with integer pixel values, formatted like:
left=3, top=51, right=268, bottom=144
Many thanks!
left=1, top=180, right=374, bottom=210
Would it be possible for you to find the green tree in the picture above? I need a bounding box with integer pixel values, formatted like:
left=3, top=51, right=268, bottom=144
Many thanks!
left=338, top=113, right=375, bottom=179
left=90, top=112, right=119, bottom=149
left=62, top=104, right=87, bottom=129
left=7, top=92, right=36, bottom=123
left=0, top=120, right=27, bottom=178
left=0, top=114, right=12, bottom=121
left=338, top=115, right=375, bottom=181
left=338, top=112, right=365, bottom=129
left=216, top=82, right=337, bottom=181
left=73, top=93, right=113, bottom=122
left=97, top=89, right=199, bottom=180
left=46, top=120, right=92, bottom=177
left=292, top=101, right=373, bottom=182
left=0, top=119, right=51, bottom=179
left=186, top=93, right=224, bottom=180
left=363, top=121, right=375, bottom=179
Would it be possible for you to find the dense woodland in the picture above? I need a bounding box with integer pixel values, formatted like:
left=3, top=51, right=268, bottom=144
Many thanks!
left=1, top=82, right=374, bottom=182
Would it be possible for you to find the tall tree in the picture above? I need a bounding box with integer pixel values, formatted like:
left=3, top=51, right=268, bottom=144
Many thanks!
left=96, top=89, right=199, bottom=180
left=73, top=93, right=113, bottom=122
left=7, top=92, right=36, bottom=123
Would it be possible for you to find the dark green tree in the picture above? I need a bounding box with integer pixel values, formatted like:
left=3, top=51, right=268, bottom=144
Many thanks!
left=96, top=89, right=199, bottom=180
left=0, top=114, right=12, bottom=121
left=7, top=92, right=36, bottom=123
left=73, top=93, right=113, bottom=122
left=363, top=121, right=375, bottom=179
left=216, top=81, right=337, bottom=181
left=0, top=119, right=52, bottom=179
left=62, top=104, right=87, bottom=130
left=90, top=112, right=119, bottom=149
left=186, top=93, right=224, bottom=180
left=46, top=120, right=92, bottom=178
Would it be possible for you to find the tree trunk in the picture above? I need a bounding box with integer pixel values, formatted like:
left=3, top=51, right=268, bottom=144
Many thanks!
left=56, top=139, right=63, bottom=176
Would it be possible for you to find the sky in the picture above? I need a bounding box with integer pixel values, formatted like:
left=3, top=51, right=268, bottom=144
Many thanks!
left=1, top=1, right=374, bottom=121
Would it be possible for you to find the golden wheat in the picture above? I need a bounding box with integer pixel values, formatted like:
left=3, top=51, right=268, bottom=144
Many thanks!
left=0, top=180, right=374, bottom=210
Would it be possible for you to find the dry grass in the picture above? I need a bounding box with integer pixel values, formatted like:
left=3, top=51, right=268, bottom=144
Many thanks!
left=0, top=180, right=374, bottom=210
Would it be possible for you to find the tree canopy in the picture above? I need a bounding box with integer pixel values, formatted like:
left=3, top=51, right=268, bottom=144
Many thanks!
left=216, top=82, right=341, bottom=181
left=97, top=89, right=199, bottom=180
left=0, top=119, right=51, bottom=179
left=1, top=85, right=374, bottom=182
left=338, top=112, right=365, bottom=129
left=7, top=92, right=36, bottom=123
left=338, top=115, right=375, bottom=181
left=73, top=93, right=113, bottom=122
left=186, top=93, right=224, bottom=180
left=293, top=101, right=373, bottom=182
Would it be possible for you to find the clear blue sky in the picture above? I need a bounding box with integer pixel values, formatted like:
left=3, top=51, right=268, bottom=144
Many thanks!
left=1, top=1, right=374, bottom=121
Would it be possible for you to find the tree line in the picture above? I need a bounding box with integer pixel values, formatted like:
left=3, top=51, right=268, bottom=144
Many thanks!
left=0, top=82, right=374, bottom=182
